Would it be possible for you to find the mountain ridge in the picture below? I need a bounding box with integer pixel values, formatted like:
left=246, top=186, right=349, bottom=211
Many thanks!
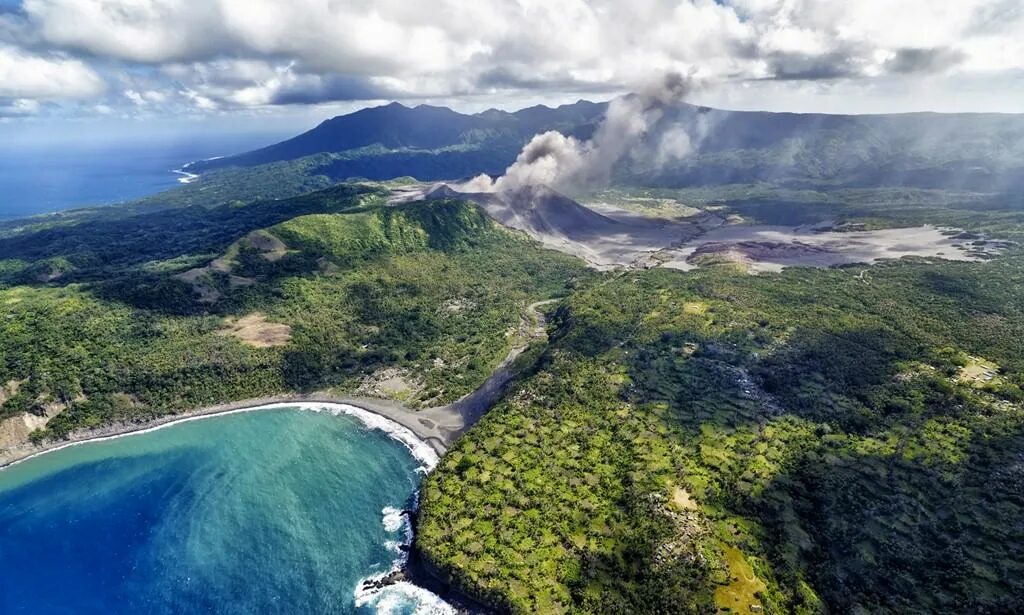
left=189, top=98, right=1024, bottom=192
left=190, top=100, right=608, bottom=172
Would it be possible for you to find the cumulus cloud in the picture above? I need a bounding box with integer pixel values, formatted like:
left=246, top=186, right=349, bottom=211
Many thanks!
left=0, top=0, right=1022, bottom=115
left=22, top=0, right=224, bottom=63
left=124, top=89, right=167, bottom=106
left=763, top=50, right=867, bottom=81
left=0, top=44, right=104, bottom=99
left=475, top=67, right=620, bottom=95
left=268, top=75, right=397, bottom=106
left=0, top=98, right=40, bottom=117
left=884, top=47, right=967, bottom=75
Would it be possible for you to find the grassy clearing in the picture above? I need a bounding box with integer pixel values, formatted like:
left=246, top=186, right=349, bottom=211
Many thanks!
left=714, top=545, right=767, bottom=613
left=217, top=313, right=292, bottom=348
left=956, top=355, right=1000, bottom=387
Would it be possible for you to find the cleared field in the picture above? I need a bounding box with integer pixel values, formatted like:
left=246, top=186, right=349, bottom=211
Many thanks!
left=218, top=313, right=293, bottom=348
left=957, top=356, right=1000, bottom=387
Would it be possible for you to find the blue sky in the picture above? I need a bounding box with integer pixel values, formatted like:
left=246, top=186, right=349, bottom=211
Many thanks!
left=1, top=0, right=1023, bottom=142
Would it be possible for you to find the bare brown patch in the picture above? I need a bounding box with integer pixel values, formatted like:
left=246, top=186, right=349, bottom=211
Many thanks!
left=243, top=231, right=288, bottom=262
left=956, top=356, right=1000, bottom=387
left=209, top=258, right=232, bottom=273
left=0, top=413, right=48, bottom=449
left=0, top=379, right=25, bottom=405
left=357, top=367, right=423, bottom=403
left=438, top=298, right=475, bottom=315
left=36, top=267, right=64, bottom=283
left=228, top=275, right=255, bottom=289
left=173, top=267, right=222, bottom=303
left=672, top=486, right=699, bottom=511
left=36, top=392, right=86, bottom=416
left=317, top=257, right=340, bottom=274
left=218, top=313, right=292, bottom=348
left=0, top=402, right=63, bottom=450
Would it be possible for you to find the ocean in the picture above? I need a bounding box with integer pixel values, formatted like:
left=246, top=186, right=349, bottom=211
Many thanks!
left=0, top=406, right=453, bottom=614
left=0, top=132, right=286, bottom=220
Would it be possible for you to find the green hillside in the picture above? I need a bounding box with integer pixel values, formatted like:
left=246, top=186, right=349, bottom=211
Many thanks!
left=418, top=254, right=1024, bottom=613
left=3, top=170, right=1024, bottom=614
left=0, top=188, right=590, bottom=438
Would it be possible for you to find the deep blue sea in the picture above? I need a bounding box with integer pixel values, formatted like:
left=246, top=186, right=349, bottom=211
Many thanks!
left=0, top=406, right=453, bottom=614
left=0, top=132, right=285, bottom=220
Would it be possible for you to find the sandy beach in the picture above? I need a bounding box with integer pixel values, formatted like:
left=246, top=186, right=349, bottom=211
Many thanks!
left=0, top=295, right=554, bottom=473
left=0, top=392, right=470, bottom=470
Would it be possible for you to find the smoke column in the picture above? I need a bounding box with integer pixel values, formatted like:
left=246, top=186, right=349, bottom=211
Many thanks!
left=463, top=72, right=700, bottom=196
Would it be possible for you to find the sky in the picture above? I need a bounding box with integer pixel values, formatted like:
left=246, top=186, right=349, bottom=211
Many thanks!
left=1, top=0, right=1023, bottom=141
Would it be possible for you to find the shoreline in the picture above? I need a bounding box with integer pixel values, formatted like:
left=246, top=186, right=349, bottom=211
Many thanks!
left=0, top=392, right=458, bottom=471
left=172, top=168, right=200, bottom=184
left=0, top=286, right=557, bottom=472
left=0, top=396, right=477, bottom=613
left=0, top=295, right=550, bottom=613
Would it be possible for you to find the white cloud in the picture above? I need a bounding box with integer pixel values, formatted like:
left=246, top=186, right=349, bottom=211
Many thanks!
left=180, top=88, right=218, bottom=111
left=0, top=0, right=1021, bottom=114
left=0, top=45, right=105, bottom=99
left=123, top=88, right=167, bottom=106
left=23, top=0, right=223, bottom=63
left=20, top=0, right=1021, bottom=84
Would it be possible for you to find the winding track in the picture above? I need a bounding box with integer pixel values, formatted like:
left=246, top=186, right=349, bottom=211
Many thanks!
left=410, top=298, right=558, bottom=449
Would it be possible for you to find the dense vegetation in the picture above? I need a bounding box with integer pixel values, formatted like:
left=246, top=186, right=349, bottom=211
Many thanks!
left=418, top=192, right=1024, bottom=613
left=189, top=100, right=605, bottom=172
left=419, top=253, right=1024, bottom=613
left=5, top=103, right=1024, bottom=613
left=0, top=186, right=590, bottom=438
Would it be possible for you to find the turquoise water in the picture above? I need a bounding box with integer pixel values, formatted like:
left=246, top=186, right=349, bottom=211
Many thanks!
left=0, top=406, right=451, bottom=614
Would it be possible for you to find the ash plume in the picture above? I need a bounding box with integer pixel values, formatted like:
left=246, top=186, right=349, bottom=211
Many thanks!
left=466, top=72, right=701, bottom=196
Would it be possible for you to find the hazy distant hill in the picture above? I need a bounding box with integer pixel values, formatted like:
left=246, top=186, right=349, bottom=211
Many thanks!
left=190, top=99, right=1024, bottom=192
left=638, top=106, right=1024, bottom=191
left=189, top=100, right=606, bottom=175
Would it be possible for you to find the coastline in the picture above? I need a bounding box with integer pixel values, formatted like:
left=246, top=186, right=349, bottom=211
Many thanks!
left=0, top=282, right=557, bottom=473
left=0, top=395, right=478, bottom=613
left=0, top=298, right=551, bottom=614
left=172, top=168, right=200, bottom=184
left=173, top=154, right=226, bottom=184
left=0, top=392, right=458, bottom=471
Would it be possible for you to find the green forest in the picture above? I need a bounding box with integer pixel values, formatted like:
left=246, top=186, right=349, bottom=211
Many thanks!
left=0, top=187, right=589, bottom=438
left=419, top=251, right=1024, bottom=613
left=3, top=175, right=1024, bottom=613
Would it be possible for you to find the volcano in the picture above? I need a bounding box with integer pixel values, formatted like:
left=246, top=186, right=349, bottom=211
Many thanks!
left=424, top=183, right=703, bottom=269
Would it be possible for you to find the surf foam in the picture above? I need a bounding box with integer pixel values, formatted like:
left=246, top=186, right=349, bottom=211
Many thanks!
left=3, top=402, right=436, bottom=471
left=354, top=506, right=455, bottom=615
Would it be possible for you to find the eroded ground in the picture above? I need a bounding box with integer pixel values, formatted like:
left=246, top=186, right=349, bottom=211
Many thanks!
left=409, top=182, right=1011, bottom=272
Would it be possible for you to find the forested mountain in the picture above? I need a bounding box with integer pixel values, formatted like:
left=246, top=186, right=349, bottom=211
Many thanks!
left=190, top=99, right=1024, bottom=192
left=188, top=100, right=607, bottom=174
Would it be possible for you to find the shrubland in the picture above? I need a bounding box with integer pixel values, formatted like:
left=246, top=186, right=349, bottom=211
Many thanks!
left=4, top=172, right=1024, bottom=613
left=419, top=243, right=1024, bottom=613
left=0, top=187, right=590, bottom=438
